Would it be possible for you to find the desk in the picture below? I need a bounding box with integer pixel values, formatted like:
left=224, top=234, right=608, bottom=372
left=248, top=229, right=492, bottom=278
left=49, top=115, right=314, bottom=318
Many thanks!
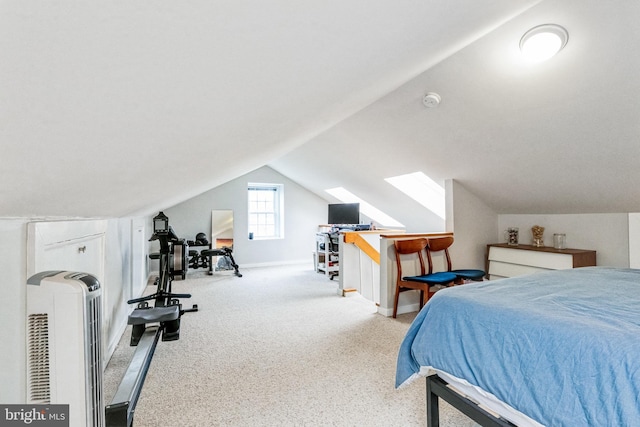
left=487, top=243, right=596, bottom=279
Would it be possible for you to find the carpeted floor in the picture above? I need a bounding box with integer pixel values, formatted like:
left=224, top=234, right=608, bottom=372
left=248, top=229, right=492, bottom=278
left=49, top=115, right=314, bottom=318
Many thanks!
left=103, top=264, right=476, bottom=426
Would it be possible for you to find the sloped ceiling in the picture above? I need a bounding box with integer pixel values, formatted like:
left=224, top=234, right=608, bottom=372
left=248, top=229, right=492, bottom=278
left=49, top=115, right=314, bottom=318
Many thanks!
left=271, top=0, right=640, bottom=221
left=2, top=1, right=638, bottom=222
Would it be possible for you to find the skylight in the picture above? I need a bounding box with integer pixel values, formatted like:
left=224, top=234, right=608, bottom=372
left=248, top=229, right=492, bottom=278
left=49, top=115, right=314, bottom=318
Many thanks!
left=325, top=187, right=404, bottom=228
left=385, top=172, right=445, bottom=219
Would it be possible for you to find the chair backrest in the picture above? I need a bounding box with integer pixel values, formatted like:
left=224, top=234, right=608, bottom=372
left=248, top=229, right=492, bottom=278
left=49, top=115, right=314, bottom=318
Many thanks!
left=426, top=236, right=454, bottom=272
left=394, top=238, right=429, bottom=279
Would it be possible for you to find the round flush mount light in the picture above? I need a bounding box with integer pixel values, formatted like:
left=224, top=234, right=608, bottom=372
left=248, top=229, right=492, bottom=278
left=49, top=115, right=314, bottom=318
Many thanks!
left=520, top=24, right=568, bottom=62
left=422, top=92, right=441, bottom=108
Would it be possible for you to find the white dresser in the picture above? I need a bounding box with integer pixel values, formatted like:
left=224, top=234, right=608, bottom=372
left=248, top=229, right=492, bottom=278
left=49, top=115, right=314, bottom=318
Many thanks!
left=487, top=243, right=596, bottom=279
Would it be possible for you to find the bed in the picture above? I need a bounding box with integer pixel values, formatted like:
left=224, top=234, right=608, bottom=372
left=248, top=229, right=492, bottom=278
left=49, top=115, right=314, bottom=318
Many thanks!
left=395, top=267, right=640, bottom=426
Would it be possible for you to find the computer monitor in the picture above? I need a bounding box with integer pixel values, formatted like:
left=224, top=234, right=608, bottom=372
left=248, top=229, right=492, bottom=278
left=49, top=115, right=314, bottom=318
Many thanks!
left=328, top=203, right=360, bottom=225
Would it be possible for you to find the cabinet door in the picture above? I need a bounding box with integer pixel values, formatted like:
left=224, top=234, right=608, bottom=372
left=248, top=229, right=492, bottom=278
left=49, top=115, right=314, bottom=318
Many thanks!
left=28, top=220, right=107, bottom=283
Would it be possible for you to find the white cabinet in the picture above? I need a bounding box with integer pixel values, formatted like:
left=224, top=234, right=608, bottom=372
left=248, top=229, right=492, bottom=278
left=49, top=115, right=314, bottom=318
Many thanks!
left=487, top=243, right=596, bottom=280
left=316, top=233, right=340, bottom=279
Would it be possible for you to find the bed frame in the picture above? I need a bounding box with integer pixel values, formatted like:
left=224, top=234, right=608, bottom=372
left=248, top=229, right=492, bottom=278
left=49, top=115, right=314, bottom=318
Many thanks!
left=426, top=375, right=517, bottom=427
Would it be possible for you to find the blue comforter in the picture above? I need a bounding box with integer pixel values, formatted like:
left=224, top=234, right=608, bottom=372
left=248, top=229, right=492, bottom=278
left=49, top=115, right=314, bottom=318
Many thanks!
left=396, top=267, right=640, bottom=427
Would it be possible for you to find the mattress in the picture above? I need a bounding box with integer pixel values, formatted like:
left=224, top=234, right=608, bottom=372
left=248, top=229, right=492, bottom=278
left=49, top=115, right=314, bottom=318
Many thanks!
left=396, top=267, right=640, bottom=427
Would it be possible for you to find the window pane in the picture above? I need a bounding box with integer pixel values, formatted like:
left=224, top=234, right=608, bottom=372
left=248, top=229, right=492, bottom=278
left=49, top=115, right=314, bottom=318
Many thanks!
left=248, top=184, right=283, bottom=239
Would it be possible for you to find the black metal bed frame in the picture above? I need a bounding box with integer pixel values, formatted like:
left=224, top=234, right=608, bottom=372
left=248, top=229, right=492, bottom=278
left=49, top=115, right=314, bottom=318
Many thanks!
left=426, top=375, right=517, bottom=427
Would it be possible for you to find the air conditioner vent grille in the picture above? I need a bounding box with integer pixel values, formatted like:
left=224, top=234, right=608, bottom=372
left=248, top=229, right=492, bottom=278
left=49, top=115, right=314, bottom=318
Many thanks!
left=27, top=313, right=50, bottom=403
left=87, top=296, right=104, bottom=427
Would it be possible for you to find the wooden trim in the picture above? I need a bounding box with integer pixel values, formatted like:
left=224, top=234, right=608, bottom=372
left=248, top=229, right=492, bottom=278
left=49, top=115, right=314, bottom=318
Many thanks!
left=344, top=232, right=380, bottom=264
left=380, top=231, right=453, bottom=239
left=572, top=252, right=597, bottom=268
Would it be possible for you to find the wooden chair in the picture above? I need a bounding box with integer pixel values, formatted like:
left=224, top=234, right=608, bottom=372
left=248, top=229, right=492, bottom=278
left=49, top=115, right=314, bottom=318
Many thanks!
left=393, top=238, right=457, bottom=318
left=426, top=236, right=486, bottom=283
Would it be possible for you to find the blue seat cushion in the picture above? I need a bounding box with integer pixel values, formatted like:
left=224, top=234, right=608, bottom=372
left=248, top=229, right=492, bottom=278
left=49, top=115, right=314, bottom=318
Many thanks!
left=452, top=269, right=486, bottom=281
left=403, top=271, right=457, bottom=285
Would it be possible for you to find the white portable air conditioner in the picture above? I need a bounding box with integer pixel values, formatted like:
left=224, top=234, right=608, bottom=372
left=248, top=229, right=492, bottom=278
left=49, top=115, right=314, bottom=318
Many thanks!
left=27, top=271, right=104, bottom=427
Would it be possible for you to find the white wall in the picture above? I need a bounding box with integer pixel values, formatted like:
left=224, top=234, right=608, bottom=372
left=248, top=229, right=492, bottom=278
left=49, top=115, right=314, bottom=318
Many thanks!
left=164, top=166, right=327, bottom=267
left=497, top=214, right=629, bottom=268
left=0, top=219, right=28, bottom=403
left=0, top=216, right=147, bottom=403
left=629, top=213, right=640, bottom=268
left=446, top=179, right=498, bottom=270
left=444, top=180, right=631, bottom=269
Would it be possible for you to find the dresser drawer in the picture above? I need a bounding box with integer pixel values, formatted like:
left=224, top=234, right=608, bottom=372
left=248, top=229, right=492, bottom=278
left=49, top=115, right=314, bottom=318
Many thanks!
left=488, top=260, right=550, bottom=279
left=488, top=246, right=574, bottom=270
left=486, top=244, right=596, bottom=279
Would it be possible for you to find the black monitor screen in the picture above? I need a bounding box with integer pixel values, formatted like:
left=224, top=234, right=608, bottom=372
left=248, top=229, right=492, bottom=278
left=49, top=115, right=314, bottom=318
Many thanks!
left=328, top=203, right=360, bottom=225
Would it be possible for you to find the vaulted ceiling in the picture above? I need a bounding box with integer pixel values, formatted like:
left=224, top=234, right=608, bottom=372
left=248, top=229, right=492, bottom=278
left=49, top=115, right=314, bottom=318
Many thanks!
left=2, top=1, right=639, bottom=224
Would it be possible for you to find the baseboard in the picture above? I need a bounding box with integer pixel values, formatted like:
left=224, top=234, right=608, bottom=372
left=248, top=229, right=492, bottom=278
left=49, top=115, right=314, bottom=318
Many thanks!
left=104, top=274, right=155, bottom=364
left=239, top=259, right=312, bottom=269
left=377, top=302, right=420, bottom=317
left=105, top=314, right=130, bottom=364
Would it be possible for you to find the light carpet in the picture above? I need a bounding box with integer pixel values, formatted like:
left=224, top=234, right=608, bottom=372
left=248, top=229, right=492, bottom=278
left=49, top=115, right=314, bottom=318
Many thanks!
left=103, top=264, right=476, bottom=426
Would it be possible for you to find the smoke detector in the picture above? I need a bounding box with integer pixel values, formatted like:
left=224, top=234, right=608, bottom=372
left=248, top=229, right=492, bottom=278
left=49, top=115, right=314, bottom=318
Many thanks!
left=422, top=92, right=441, bottom=108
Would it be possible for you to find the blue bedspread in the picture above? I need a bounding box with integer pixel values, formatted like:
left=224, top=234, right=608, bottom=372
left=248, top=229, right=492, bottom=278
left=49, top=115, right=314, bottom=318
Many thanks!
left=396, top=267, right=640, bottom=427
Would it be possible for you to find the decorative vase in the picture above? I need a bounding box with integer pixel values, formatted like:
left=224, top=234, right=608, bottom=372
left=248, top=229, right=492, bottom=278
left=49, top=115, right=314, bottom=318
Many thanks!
left=531, top=225, right=545, bottom=247
left=554, top=233, right=567, bottom=250
left=505, top=227, right=519, bottom=246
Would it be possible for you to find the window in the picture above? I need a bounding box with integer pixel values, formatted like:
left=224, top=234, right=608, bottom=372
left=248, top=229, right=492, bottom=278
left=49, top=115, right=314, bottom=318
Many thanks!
left=384, top=171, right=445, bottom=219
left=248, top=183, right=284, bottom=239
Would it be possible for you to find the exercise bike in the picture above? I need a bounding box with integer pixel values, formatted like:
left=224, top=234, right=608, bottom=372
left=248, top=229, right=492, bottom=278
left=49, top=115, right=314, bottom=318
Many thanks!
left=105, top=212, right=198, bottom=426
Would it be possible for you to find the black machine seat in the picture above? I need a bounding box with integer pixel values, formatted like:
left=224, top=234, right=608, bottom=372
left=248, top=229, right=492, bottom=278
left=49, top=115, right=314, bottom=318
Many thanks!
left=201, top=248, right=231, bottom=257
left=201, top=247, right=242, bottom=277
left=128, top=306, right=179, bottom=326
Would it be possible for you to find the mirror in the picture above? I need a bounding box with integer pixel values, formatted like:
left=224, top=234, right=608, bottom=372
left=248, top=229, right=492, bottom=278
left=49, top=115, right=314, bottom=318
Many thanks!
left=211, top=210, right=234, bottom=249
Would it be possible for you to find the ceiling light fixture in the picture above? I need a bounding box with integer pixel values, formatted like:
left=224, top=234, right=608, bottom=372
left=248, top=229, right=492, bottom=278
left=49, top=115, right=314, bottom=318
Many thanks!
left=520, top=24, right=568, bottom=62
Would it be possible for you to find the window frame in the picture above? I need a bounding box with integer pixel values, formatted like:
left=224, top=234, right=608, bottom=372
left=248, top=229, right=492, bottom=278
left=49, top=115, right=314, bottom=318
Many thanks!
left=247, top=183, right=284, bottom=240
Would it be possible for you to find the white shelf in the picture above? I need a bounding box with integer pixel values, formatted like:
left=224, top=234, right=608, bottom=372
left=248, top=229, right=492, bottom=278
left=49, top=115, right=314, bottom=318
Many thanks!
left=315, top=232, right=339, bottom=279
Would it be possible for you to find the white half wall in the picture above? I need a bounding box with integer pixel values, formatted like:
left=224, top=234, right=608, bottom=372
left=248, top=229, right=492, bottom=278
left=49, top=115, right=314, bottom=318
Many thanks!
left=0, top=219, right=28, bottom=403
left=0, top=216, right=147, bottom=403
left=629, top=213, right=640, bottom=268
